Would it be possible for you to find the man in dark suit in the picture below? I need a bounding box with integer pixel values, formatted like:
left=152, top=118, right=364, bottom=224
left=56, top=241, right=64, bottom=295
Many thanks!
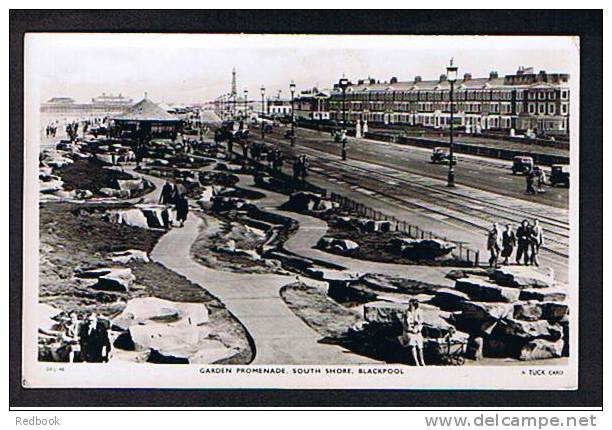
left=78, top=313, right=111, bottom=363
left=159, top=180, right=175, bottom=205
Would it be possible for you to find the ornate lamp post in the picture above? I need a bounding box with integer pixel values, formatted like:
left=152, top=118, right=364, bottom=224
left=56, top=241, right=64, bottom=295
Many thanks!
left=338, top=77, right=350, bottom=160
left=289, top=80, right=296, bottom=147
left=260, top=85, right=266, bottom=140
left=446, top=58, right=458, bottom=187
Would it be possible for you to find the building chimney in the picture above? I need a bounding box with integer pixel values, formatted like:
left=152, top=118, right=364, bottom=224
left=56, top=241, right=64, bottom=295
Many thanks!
left=439, top=74, right=447, bottom=82
left=463, top=73, right=472, bottom=81
left=489, top=71, right=498, bottom=80
left=414, top=76, right=422, bottom=83
left=390, top=76, right=398, bottom=84
left=537, top=70, right=548, bottom=82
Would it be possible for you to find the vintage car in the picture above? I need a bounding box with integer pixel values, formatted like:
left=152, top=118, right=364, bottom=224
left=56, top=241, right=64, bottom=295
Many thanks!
left=550, top=164, right=570, bottom=187
left=431, top=147, right=457, bottom=164
left=512, top=156, right=534, bottom=175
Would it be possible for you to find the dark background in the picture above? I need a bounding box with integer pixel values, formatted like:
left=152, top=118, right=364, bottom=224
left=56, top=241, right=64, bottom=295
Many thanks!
left=9, top=9, right=603, bottom=409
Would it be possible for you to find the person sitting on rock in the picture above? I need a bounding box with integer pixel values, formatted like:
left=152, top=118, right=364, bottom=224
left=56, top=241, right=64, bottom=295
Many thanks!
left=399, top=299, right=426, bottom=366
left=63, top=312, right=82, bottom=363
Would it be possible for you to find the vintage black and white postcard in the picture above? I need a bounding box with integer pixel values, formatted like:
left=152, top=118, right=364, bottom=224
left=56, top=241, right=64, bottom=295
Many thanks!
left=21, top=33, right=579, bottom=390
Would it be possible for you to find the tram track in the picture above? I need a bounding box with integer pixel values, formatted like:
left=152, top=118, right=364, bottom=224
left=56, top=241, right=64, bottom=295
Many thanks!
left=248, top=132, right=570, bottom=259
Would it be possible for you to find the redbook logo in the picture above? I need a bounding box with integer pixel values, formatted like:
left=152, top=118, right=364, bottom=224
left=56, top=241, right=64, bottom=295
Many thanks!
left=15, top=416, right=61, bottom=426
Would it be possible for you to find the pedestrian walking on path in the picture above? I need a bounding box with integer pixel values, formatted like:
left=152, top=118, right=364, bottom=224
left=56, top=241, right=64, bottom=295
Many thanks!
left=486, top=223, right=502, bottom=268
left=526, top=170, right=536, bottom=195
left=529, top=219, right=544, bottom=266
left=175, top=194, right=189, bottom=228
left=537, top=169, right=547, bottom=193
left=501, top=224, right=517, bottom=265
left=159, top=180, right=175, bottom=205
left=515, top=219, right=531, bottom=265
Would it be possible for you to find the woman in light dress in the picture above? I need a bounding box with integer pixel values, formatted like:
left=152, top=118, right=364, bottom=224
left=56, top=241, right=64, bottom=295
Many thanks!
left=399, top=299, right=426, bottom=366
left=63, top=312, right=81, bottom=363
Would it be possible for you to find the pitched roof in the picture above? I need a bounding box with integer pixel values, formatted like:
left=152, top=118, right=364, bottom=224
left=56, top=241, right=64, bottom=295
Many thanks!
left=113, top=98, right=180, bottom=121
left=338, top=76, right=566, bottom=93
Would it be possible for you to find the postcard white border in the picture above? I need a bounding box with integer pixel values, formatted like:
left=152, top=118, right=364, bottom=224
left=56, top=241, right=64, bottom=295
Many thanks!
left=21, top=33, right=580, bottom=390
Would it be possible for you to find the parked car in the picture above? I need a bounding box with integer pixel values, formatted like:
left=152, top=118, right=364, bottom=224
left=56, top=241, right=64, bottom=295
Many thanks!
left=512, top=156, right=534, bottom=175
left=550, top=164, right=570, bottom=187
left=431, top=147, right=457, bottom=165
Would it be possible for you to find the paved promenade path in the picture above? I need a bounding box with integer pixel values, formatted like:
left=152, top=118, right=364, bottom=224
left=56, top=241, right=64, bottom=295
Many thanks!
left=236, top=174, right=455, bottom=287
left=144, top=172, right=380, bottom=365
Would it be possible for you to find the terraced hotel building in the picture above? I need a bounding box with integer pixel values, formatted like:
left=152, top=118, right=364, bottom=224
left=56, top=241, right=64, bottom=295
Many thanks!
left=327, top=67, right=570, bottom=136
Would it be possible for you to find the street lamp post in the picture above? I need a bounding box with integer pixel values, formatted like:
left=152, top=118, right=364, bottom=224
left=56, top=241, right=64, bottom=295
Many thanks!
left=290, top=80, right=296, bottom=147
left=243, top=89, right=248, bottom=121
left=446, top=58, right=458, bottom=187
left=338, top=77, right=350, bottom=160
left=260, top=85, right=266, bottom=140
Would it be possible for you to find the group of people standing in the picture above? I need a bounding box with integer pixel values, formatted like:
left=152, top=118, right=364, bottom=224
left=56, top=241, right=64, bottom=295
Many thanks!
left=45, top=122, right=59, bottom=138
left=65, top=121, right=80, bottom=142
left=159, top=180, right=190, bottom=229
left=486, top=219, right=544, bottom=268
left=63, top=312, right=111, bottom=363
left=267, top=148, right=285, bottom=172
left=292, top=155, right=309, bottom=183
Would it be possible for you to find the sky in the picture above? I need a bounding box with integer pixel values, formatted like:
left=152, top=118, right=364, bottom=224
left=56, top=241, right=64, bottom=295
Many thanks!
left=25, top=34, right=579, bottom=105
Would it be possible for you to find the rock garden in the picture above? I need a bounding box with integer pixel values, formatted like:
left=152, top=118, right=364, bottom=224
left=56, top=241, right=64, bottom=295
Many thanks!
left=37, top=127, right=571, bottom=367
left=38, top=135, right=254, bottom=365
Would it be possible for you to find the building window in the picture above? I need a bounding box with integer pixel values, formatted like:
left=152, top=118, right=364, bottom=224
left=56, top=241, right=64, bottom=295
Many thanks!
left=561, top=90, right=569, bottom=100
left=538, top=104, right=545, bottom=115
left=561, top=103, right=569, bottom=115
left=548, top=103, right=555, bottom=115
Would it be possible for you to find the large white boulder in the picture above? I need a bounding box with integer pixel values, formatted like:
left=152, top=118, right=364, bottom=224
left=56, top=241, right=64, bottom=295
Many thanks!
left=109, top=208, right=150, bottom=229
left=491, top=266, right=555, bottom=289
left=116, top=178, right=144, bottom=192
left=496, top=318, right=563, bottom=341
left=519, top=289, right=567, bottom=302
left=112, top=297, right=209, bottom=331
left=519, top=339, right=564, bottom=361
left=317, top=236, right=359, bottom=254
left=363, top=301, right=454, bottom=338
left=109, top=249, right=150, bottom=264
left=39, top=179, right=64, bottom=194
left=455, top=278, right=521, bottom=302
left=78, top=267, right=135, bottom=292
left=112, top=297, right=229, bottom=364
left=389, top=237, right=455, bottom=260
left=38, top=303, right=62, bottom=334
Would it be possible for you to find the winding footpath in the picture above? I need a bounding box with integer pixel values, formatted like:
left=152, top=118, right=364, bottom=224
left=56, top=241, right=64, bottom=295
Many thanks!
left=143, top=172, right=379, bottom=365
